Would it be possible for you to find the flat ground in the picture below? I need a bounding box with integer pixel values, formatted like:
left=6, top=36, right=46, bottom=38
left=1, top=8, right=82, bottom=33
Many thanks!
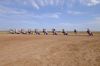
left=0, top=32, right=100, bottom=66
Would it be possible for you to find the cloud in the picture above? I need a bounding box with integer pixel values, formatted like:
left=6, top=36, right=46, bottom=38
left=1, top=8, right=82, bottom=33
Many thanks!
left=16, top=0, right=66, bottom=9
left=31, top=12, right=61, bottom=19
left=30, top=0, right=40, bottom=9
left=0, top=0, right=62, bottom=19
left=84, top=16, right=100, bottom=25
left=67, top=10, right=84, bottom=15
left=94, top=16, right=100, bottom=23
left=0, top=5, right=27, bottom=15
left=1, top=0, right=99, bottom=11
left=80, top=0, right=100, bottom=6
left=48, top=13, right=60, bottom=19
left=0, top=0, right=100, bottom=10
left=38, top=0, right=45, bottom=6
left=0, top=0, right=99, bottom=16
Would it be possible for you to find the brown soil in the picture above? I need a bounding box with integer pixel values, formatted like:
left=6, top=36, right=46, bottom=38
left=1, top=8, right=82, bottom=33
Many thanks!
left=0, top=33, right=100, bottom=66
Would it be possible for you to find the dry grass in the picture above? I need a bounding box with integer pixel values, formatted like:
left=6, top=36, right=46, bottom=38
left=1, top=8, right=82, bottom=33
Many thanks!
left=0, top=32, right=100, bottom=66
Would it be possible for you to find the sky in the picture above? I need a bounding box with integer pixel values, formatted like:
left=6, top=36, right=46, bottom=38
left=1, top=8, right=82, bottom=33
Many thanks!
left=0, top=0, right=100, bottom=31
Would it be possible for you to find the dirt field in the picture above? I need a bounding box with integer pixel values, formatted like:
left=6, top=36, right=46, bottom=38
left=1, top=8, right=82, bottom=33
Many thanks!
left=0, top=32, right=100, bottom=66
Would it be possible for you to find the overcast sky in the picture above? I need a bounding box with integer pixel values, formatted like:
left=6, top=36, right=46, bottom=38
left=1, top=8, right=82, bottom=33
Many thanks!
left=0, top=0, right=100, bottom=31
